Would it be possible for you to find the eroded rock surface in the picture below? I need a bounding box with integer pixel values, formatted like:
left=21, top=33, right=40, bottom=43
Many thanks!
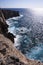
left=0, top=33, right=43, bottom=65
left=0, top=34, right=27, bottom=65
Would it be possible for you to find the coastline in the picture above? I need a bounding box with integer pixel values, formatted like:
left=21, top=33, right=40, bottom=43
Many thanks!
left=0, top=9, right=43, bottom=65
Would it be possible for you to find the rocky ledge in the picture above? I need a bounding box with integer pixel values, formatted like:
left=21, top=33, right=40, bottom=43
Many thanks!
left=0, top=9, right=43, bottom=65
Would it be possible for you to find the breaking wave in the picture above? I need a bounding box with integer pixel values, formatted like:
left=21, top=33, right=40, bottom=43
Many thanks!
left=6, top=9, right=43, bottom=62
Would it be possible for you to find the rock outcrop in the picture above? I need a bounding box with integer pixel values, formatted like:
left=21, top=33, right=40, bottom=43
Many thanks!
left=0, top=10, right=15, bottom=43
left=0, top=9, right=19, bottom=19
left=0, top=34, right=28, bottom=65
left=0, top=9, right=43, bottom=65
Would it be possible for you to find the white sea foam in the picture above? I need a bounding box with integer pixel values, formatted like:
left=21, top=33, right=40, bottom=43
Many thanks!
left=6, top=20, right=11, bottom=25
left=8, top=14, right=23, bottom=21
left=6, top=9, right=43, bottom=62
left=14, top=35, right=22, bottom=47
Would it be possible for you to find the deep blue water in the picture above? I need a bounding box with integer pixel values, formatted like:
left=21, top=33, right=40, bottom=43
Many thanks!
left=6, top=8, right=43, bottom=62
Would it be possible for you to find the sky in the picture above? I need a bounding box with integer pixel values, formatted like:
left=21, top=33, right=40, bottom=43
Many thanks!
left=0, top=0, right=43, bottom=8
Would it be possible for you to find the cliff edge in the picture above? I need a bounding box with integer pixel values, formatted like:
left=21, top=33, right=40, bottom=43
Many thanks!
left=0, top=9, right=43, bottom=65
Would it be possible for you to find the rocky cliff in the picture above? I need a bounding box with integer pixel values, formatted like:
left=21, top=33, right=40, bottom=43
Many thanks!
left=0, top=9, right=19, bottom=19
left=0, top=9, right=16, bottom=43
left=0, top=9, right=43, bottom=65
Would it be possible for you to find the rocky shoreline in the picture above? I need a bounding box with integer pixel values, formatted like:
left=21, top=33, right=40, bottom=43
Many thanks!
left=0, top=9, right=43, bottom=65
left=0, top=9, right=19, bottom=19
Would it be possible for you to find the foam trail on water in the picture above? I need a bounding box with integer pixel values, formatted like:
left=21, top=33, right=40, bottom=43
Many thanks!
left=8, top=14, right=23, bottom=21
left=6, top=9, right=43, bottom=62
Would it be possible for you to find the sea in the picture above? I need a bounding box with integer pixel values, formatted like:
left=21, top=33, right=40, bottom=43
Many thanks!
left=5, top=8, right=43, bottom=62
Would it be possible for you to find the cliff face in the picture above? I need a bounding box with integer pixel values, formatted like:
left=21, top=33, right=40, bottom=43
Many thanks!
left=0, top=9, right=16, bottom=43
left=0, top=9, right=19, bottom=19
left=0, top=34, right=28, bottom=65
left=0, top=9, right=43, bottom=65
left=0, top=9, right=19, bottom=43
left=0, top=9, right=28, bottom=65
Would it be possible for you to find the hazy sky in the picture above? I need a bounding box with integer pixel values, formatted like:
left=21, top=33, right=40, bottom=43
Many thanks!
left=0, top=0, right=43, bottom=8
